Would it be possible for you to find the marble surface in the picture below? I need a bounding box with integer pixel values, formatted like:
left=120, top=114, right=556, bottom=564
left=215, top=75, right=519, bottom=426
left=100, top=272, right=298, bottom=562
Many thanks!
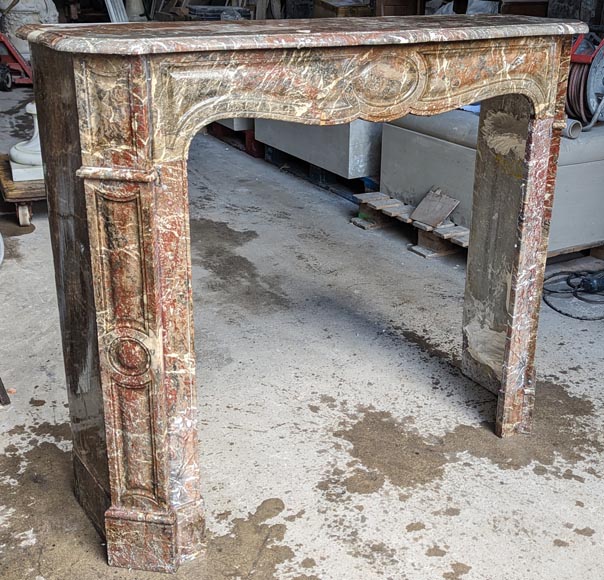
left=20, top=15, right=587, bottom=55
left=25, top=14, right=582, bottom=574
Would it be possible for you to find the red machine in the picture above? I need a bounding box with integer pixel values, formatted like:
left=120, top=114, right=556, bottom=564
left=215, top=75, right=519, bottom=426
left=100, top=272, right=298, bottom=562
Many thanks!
left=566, top=33, right=604, bottom=126
left=0, top=33, right=34, bottom=91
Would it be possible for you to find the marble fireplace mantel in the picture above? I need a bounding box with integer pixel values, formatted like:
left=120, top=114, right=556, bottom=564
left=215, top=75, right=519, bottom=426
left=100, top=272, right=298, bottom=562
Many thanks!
left=21, top=15, right=586, bottom=573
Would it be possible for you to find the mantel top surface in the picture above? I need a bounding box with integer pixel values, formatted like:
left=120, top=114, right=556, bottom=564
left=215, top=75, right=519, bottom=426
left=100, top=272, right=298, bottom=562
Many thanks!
left=20, top=15, right=586, bottom=56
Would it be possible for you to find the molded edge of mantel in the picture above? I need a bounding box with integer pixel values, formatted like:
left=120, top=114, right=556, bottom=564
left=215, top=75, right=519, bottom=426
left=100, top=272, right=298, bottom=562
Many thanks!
left=18, top=16, right=588, bottom=56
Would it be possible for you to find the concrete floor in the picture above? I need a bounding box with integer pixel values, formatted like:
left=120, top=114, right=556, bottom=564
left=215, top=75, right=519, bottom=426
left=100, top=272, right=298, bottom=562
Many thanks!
left=1, top=87, right=604, bottom=580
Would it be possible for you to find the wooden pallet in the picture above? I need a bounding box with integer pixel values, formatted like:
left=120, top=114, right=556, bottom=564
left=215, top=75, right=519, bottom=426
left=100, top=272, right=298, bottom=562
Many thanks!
left=353, top=191, right=604, bottom=260
left=353, top=191, right=470, bottom=257
left=0, top=155, right=45, bottom=203
left=0, top=154, right=46, bottom=226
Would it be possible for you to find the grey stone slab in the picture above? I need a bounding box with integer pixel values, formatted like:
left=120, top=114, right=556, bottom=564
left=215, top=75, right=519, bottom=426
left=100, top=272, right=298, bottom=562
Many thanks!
left=255, top=119, right=382, bottom=179
left=216, top=118, right=254, bottom=132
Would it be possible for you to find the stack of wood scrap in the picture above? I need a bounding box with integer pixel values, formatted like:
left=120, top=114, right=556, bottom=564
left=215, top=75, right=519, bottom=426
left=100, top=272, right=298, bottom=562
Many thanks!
left=353, top=187, right=470, bottom=259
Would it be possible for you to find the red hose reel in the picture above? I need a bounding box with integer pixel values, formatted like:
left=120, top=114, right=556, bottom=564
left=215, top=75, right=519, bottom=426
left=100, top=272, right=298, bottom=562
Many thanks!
left=567, top=33, right=604, bottom=126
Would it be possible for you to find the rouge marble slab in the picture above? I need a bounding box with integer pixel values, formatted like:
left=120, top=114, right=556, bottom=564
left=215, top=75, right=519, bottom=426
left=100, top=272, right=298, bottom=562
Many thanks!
left=21, top=15, right=586, bottom=574
left=22, top=15, right=583, bottom=53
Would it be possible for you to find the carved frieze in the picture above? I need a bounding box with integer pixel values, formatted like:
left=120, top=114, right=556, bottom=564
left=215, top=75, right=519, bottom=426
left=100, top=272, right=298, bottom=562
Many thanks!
left=150, top=38, right=560, bottom=160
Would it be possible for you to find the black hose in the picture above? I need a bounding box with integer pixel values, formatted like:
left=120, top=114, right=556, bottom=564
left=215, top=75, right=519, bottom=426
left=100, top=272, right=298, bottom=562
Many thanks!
left=543, top=269, right=604, bottom=321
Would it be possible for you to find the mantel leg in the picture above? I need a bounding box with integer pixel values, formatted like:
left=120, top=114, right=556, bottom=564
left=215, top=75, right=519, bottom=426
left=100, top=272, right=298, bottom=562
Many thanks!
left=462, top=95, right=560, bottom=438
left=81, top=160, right=203, bottom=572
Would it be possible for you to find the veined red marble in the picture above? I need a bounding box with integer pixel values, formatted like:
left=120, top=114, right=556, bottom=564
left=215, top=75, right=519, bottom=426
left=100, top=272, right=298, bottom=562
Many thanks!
left=21, top=15, right=584, bottom=54
left=21, top=16, right=586, bottom=573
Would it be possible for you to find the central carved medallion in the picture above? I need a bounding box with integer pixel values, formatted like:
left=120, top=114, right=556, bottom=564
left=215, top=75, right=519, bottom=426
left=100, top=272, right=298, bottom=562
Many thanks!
left=351, top=55, right=426, bottom=107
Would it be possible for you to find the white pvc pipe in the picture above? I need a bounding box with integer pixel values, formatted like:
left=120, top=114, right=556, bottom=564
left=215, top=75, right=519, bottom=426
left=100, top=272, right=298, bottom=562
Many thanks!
left=563, top=117, right=582, bottom=139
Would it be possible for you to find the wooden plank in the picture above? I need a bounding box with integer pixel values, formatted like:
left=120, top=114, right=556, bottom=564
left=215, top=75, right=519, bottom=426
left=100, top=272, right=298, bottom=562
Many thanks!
left=395, top=207, right=414, bottom=223
left=367, top=198, right=403, bottom=211
left=409, top=230, right=460, bottom=258
left=432, top=222, right=457, bottom=237
left=0, top=155, right=46, bottom=203
left=413, top=220, right=434, bottom=232
left=434, top=224, right=468, bottom=240
left=356, top=204, right=392, bottom=229
left=354, top=192, right=388, bottom=203
left=409, top=187, right=460, bottom=228
left=351, top=216, right=382, bottom=230
left=383, top=203, right=414, bottom=217
left=450, top=231, right=470, bottom=248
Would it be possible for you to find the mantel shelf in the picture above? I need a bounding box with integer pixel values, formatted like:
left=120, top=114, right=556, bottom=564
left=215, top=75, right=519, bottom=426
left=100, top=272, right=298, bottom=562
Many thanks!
left=20, top=15, right=586, bottom=55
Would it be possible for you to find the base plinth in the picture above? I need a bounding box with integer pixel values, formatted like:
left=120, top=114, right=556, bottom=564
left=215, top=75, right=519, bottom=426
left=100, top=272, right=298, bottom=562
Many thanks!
left=105, top=503, right=205, bottom=573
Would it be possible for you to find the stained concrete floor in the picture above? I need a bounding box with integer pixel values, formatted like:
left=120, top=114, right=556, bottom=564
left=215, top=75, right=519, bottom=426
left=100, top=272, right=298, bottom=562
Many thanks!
left=1, top=87, right=604, bottom=580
